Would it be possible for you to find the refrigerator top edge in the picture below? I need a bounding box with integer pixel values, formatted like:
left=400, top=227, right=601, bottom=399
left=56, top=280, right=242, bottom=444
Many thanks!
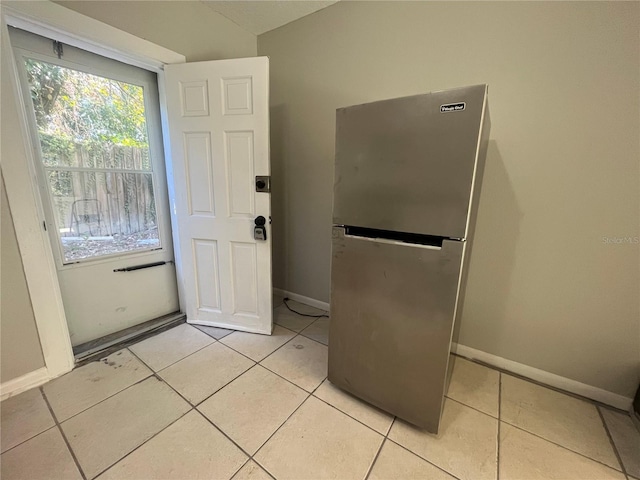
left=333, top=84, right=490, bottom=240
left=336, top=84, right=488, bottom=115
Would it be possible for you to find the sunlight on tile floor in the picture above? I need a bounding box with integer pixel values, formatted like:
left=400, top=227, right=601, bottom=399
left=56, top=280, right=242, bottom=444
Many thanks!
left=2, top=297, right=638, bottom=480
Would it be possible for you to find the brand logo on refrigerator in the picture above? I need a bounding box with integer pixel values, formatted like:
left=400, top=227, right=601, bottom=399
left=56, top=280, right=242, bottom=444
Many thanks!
left=440, top=102, right=466, bottom=113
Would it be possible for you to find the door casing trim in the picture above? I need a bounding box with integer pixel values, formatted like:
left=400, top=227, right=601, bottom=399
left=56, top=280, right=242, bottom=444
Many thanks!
left=0, top=0, right=186, bottom=388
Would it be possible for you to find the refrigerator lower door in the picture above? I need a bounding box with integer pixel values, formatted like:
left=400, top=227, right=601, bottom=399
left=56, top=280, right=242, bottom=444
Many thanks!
left=328, top=226, right=465, bottom=433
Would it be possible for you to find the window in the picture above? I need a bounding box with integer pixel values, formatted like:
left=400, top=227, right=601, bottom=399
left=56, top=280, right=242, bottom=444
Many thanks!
left=16, top=39, right=165, bottom=264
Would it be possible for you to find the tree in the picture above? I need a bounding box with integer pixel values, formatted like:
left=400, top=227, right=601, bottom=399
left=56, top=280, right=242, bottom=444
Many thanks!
left=25, top=58, right=150, bottom=155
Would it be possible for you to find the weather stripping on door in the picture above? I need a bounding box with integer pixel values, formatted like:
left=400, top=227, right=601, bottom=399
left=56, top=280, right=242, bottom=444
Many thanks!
left=113, top=261, right=174, bottom=272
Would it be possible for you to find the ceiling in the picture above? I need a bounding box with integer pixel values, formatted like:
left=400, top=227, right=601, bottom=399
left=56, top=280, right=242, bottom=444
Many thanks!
left=201, top=1, right=339, bottom=35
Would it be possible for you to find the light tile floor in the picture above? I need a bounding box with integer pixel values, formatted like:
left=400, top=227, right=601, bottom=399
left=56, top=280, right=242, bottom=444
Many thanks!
left=2, top=298, right=638, bottom=480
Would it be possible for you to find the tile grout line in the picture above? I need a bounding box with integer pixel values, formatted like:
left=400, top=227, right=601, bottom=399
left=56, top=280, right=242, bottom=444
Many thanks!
left=194, top=330, right=315, bottom=408
left=228, top=457, right=275, bottom=480
left=385, top=416, right=396, bottom=438
left=34, top=349, right=158, bottom=426
left=456, top=353, right=631, bottom=475
left=134, top=316, right=328, bottom=410
left=129, top=332, right=283, bottom=412
left=446, top=395, right=499, bottom=420
left=311, top=392, right=392, bottom=438
left=33, top=332, right=222, bottom=425
left=93, top=345, right=252, bottom=479
left=239, top=391, right=312, bottom=477
left=454, top=352, right=629, bottom=414
left=60, top=345, right=200, bottom=478
left=250, top=375, right=329, bottom=478
left=135, top=321, right=322, bottom=425
left=126, top=344, right=269, bottom=477
left=297, top=313, right=330, bottom=346
left=501, top=419, right=626, bottom=473
left=597, top=404, right=628, bottom=477
left=231, top=458, right=252, bottom=480
left=253, top=330, right=326, bottom=393
left=195, top=330, right=233, bottom=342
left=155, top=314, right=319, bottom=477
left=15, top=318, right=322, bottom=480
left=127, top=330, right=319, bottom=479
left=39, top=386, right=88, bottom=480
left=497, top=372, right=502, bottom=480
left=59, top=371, right=157, bottom=423
left=219, top=323, right=298, bottom=357
left=383, top=412, right=464, bottom=479
left=91, top=408, right=194, bottom=479
left=384, top=436, right=464, bottom=480
left=129, top=339, right=271, bottom=474
left=0, top=424, right=60, bottom=456
left=274, top=302, right=328, bottom=337
left=194, top=361, right=263, bottom=409
left=190, top=408, right=255, bottom=460
left=127, top=348, right=204, bottom=408
left=132, top=326, right=218, bottom=372
left=363, top=436, right=386, bottom=480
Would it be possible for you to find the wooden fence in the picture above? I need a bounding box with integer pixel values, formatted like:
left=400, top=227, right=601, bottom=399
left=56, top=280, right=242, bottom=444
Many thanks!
left=47, top=145, right=158, bottom=237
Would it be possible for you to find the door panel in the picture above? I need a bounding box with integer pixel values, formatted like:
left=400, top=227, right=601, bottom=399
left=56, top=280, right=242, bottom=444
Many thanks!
left=226, top=131, right=255, bottom=217
left=185, top=133, right=215, bottom=215
left=193, top=239, right=221, bottom=312
left=165, top=57, right=272, bottom=334
left=231, top=242, right=259, bottom=315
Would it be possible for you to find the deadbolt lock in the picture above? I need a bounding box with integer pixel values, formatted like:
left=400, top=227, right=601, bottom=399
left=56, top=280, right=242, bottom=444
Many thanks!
left=255, top=176, right=271, bottom=193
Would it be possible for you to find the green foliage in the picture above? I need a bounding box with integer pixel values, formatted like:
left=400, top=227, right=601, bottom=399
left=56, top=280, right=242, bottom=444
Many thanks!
left=25, top=58, right=150, bottom=158
left=39, top=133, right=75, bottom=166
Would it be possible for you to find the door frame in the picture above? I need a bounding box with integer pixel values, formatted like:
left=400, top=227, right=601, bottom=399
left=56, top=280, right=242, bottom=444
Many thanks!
left=0, top=0, right=186, bottom=396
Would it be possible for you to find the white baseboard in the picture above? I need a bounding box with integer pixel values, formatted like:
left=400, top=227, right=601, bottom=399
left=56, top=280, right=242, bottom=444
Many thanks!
left=452, top=343, right=633, bottom=411
left=0, top=367, right=50, bottom=401
left=271, top=289, right=633, bottom=411
left=273, top=288, right=330, bottom=312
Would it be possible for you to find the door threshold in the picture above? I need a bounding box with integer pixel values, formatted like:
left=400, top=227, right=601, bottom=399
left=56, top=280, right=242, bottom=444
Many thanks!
left=73, top=312, right=185, bottom=366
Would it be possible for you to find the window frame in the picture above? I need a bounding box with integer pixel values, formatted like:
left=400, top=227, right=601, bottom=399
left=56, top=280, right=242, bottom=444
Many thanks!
left=11, top=37, right=170, bottom=268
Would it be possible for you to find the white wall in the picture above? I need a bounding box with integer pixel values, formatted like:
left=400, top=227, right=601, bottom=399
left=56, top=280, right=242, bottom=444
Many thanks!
left=258, top=1, right=639, bottom=398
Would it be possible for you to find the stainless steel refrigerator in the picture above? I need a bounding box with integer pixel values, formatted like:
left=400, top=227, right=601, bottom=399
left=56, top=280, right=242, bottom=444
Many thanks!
left=328, top=84, right=491, bottom=434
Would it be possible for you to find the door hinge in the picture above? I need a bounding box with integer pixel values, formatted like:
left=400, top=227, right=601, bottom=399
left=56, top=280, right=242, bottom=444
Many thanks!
left=42, top=221, right=47, bottom=231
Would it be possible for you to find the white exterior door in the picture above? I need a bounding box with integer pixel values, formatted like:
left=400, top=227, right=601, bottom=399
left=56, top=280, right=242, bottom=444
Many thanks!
left=164, top=57, right=272, bottom=334
left=10, top=27, right=179, bottom=347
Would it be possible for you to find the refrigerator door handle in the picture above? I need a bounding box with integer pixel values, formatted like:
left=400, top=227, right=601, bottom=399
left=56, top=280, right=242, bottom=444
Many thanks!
left=343, top=233, right=442, bottom=250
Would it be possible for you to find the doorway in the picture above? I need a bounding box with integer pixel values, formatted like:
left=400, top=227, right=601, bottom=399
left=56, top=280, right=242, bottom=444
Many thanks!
left=9, top=26, right=180, bottom=351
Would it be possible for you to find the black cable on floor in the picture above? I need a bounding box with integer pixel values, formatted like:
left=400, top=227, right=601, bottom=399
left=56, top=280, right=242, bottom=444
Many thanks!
left=283, top=298, right=329, bottom=318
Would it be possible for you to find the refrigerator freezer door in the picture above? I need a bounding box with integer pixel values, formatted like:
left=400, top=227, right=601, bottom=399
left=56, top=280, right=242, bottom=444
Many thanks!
left=333, top=84, right=488, bottom=239
left=328, top=227, right=465, bottom=433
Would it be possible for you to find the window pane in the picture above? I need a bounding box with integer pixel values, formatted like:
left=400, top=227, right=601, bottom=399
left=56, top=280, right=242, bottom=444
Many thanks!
left=49, top=170, right=160, bottom=262
left=24, top=58, right=152, bottom=170
left=24, top=58, right=162, bottom=263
